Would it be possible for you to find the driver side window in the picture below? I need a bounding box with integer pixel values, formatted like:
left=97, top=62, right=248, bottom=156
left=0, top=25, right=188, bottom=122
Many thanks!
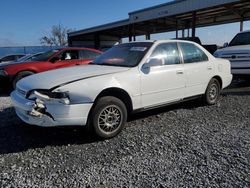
left=58, top=50, right=79, bottom=61
left=150, top=43, right=181, bottom=65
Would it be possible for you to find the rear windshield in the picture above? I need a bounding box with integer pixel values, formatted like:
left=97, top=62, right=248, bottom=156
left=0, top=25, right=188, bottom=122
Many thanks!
left=229, top=32, right=250, bottom=46
left=16, top=55, right=32, bottom=62
left=91, top=42, right=153, bottom=67
left=31, top=50, right=59, bottom=61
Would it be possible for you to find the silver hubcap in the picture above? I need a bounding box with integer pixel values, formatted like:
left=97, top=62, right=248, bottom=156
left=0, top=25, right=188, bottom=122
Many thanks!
left=209, top=84, right=218, bottom=101
left=98, top=105, right=122, bottom=133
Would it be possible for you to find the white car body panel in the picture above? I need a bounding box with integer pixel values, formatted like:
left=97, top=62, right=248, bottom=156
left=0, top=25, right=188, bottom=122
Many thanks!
left=17, top=65, right=130, bottom=91
left=140, top=63, right=186, bottom=107
left=11, top=40, right=233, bottom=127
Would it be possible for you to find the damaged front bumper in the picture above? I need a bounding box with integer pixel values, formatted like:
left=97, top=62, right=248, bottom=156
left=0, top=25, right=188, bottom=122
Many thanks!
left=11, top=90, right=93, bottom=127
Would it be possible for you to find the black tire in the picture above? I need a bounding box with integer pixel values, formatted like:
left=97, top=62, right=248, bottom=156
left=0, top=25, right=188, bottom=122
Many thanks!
left=203, top=78, right=221, bottom=105
left=89, top=96, right=127, bottom=139
left=12, top=71, right=34, bottom=89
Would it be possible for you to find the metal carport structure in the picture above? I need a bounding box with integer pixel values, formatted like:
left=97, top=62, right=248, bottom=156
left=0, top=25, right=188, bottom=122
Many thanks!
left=68, top=0, right=250, bottom=49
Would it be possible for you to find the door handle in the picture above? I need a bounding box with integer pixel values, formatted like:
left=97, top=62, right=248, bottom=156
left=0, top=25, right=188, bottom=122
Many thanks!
left=207, top=66, right=213, bottom=70
left=176, top=70, right=184, bottom=75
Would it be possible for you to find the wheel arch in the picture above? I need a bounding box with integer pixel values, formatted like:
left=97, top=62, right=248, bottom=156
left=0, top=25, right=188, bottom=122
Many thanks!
left=212, top=75, right=223, bottom=89
left=93, top=87, right=133, bottom=114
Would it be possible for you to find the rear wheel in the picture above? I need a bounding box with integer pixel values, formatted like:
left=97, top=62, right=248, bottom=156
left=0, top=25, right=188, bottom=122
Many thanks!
left=203, top=78, right=221, bottom=105
left=89, top=96, right=127, bottom=139
left=12, top=71, right=34, bottom=89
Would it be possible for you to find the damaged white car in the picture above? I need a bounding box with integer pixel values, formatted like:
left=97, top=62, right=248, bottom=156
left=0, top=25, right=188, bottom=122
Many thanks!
left=11, top=40, right=232, bottom=138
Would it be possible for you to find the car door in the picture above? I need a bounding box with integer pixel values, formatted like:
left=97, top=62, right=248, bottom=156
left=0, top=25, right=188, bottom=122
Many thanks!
left=179, top=42, right=214, bottom=97
left=140, top=42, right=186, bottom=108
left=52, top=50, right=81, bottom=69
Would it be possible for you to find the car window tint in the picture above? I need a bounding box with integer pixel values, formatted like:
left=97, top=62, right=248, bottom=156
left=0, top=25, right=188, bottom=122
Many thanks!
left=229, top=32, right=250, bottom=46
left=17, top=55, right=24, bottom=59
left=150, top=43, right=181, bottom=65
left=60, top=50, right=79, bottom=61
left=179, top=43, right=208, bottom=63
left=2, top=55, right=15, bottom=61
left=80, top=50, right=100, bottom=59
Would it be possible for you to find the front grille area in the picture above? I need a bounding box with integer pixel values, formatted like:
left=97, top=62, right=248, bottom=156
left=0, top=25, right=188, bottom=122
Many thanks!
left=221, top=53, right=250, bottom=61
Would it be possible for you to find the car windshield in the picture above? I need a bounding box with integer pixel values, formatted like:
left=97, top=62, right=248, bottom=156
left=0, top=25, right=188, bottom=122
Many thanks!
left=91, top=43, right=153, bottom=67
left=16, top=54, right=34, bottom=62
left=31, top=50, right=59, bottom=61
left=229, top=32, right=250, bottom=46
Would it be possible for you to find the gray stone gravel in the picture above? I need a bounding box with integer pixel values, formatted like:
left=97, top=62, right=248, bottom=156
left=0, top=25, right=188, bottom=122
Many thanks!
left=0, top=82, right=249, bottom=188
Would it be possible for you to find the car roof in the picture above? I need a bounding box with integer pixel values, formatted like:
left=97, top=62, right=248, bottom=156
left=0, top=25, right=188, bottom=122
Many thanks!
left=59, top=47, right=102, bottom=52
left=127, top=39, right=199, bottom=45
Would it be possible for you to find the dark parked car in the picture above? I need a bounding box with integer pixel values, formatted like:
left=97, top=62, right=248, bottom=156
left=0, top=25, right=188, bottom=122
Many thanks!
left=0, top=54, right=25, bottom=63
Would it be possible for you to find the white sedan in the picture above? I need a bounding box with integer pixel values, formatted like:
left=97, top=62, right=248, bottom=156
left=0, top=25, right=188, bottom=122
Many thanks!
left=11, top=40, right=232, bottom=138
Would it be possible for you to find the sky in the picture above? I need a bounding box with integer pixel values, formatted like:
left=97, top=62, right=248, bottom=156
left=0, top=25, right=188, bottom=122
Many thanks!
left=0, top=0, right=249, bottom=47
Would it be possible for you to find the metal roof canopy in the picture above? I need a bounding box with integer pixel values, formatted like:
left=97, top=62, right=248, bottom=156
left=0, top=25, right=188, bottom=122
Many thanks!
left=68, top=0, right=250, bottom=48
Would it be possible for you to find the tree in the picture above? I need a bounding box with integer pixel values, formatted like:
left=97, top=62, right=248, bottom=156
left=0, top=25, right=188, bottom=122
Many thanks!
left=40, top=24, right=73, bottom=46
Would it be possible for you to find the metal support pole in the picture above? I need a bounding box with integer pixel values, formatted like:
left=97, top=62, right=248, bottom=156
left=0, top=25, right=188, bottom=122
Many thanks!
left=128, top=25, right=132, bottom=42
left=129, top=35, right=132, bottom=42
left=132, top=24, right=136, bottom=41
left=145, top=33, right=151, bottom=40
left=182, top=29, right=185, bottom=38
left=68, top=38, right=72, bottom=47
left=176, top=20, right=178, bottom=38
left=240, top=20, right=244, bottom=32
left=94, top=34, right=100, bottom=49
left=192, top=11, right=196, bottom=39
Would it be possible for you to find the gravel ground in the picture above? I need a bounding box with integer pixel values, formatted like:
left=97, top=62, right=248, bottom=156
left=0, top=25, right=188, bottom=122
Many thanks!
left=0, top=81, right=249, bottom=188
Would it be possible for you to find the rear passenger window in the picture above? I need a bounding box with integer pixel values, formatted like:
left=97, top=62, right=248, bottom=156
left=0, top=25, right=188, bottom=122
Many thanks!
left=150, top=43, right=181, bottom=65
left=80, top=50, right=100, bottom=60
left=179, top=43, right=208, bottom=63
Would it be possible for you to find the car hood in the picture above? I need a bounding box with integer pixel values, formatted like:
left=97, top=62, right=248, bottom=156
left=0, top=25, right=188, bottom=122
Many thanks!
left=215, top=45, right=250, bottom=55
left=17, top=65, right=130, bottom=91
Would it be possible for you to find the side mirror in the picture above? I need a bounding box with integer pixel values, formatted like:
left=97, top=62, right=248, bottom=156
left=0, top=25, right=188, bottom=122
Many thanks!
left=223, top=42, right=229, bottom=48
left=143, top=58, right=164, bottom=69
left=50, top=56, right=60, bottom=63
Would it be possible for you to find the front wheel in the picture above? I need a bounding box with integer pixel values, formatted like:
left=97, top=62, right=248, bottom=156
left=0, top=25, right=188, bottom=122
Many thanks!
left=203, top=78, right=221, bottom=105
left=89, top=96, right=127, bottom=139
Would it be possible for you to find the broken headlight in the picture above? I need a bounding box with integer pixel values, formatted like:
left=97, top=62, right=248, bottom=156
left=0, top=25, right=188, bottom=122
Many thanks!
left=27, top=90, right=70, bottom=104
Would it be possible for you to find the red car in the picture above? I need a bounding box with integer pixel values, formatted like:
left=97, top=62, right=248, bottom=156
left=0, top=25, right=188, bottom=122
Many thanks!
left=0, top=47, right=102, bottom=88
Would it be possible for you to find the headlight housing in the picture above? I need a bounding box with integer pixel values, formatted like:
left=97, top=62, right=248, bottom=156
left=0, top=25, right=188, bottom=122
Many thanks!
left=27, top=89, right=70, bottom=104
left=0, top=69, right=7, bottom=76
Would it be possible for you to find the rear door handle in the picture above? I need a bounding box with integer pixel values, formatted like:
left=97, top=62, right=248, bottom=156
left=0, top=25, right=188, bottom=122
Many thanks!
left=176, top=70, right=184, bottom=75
